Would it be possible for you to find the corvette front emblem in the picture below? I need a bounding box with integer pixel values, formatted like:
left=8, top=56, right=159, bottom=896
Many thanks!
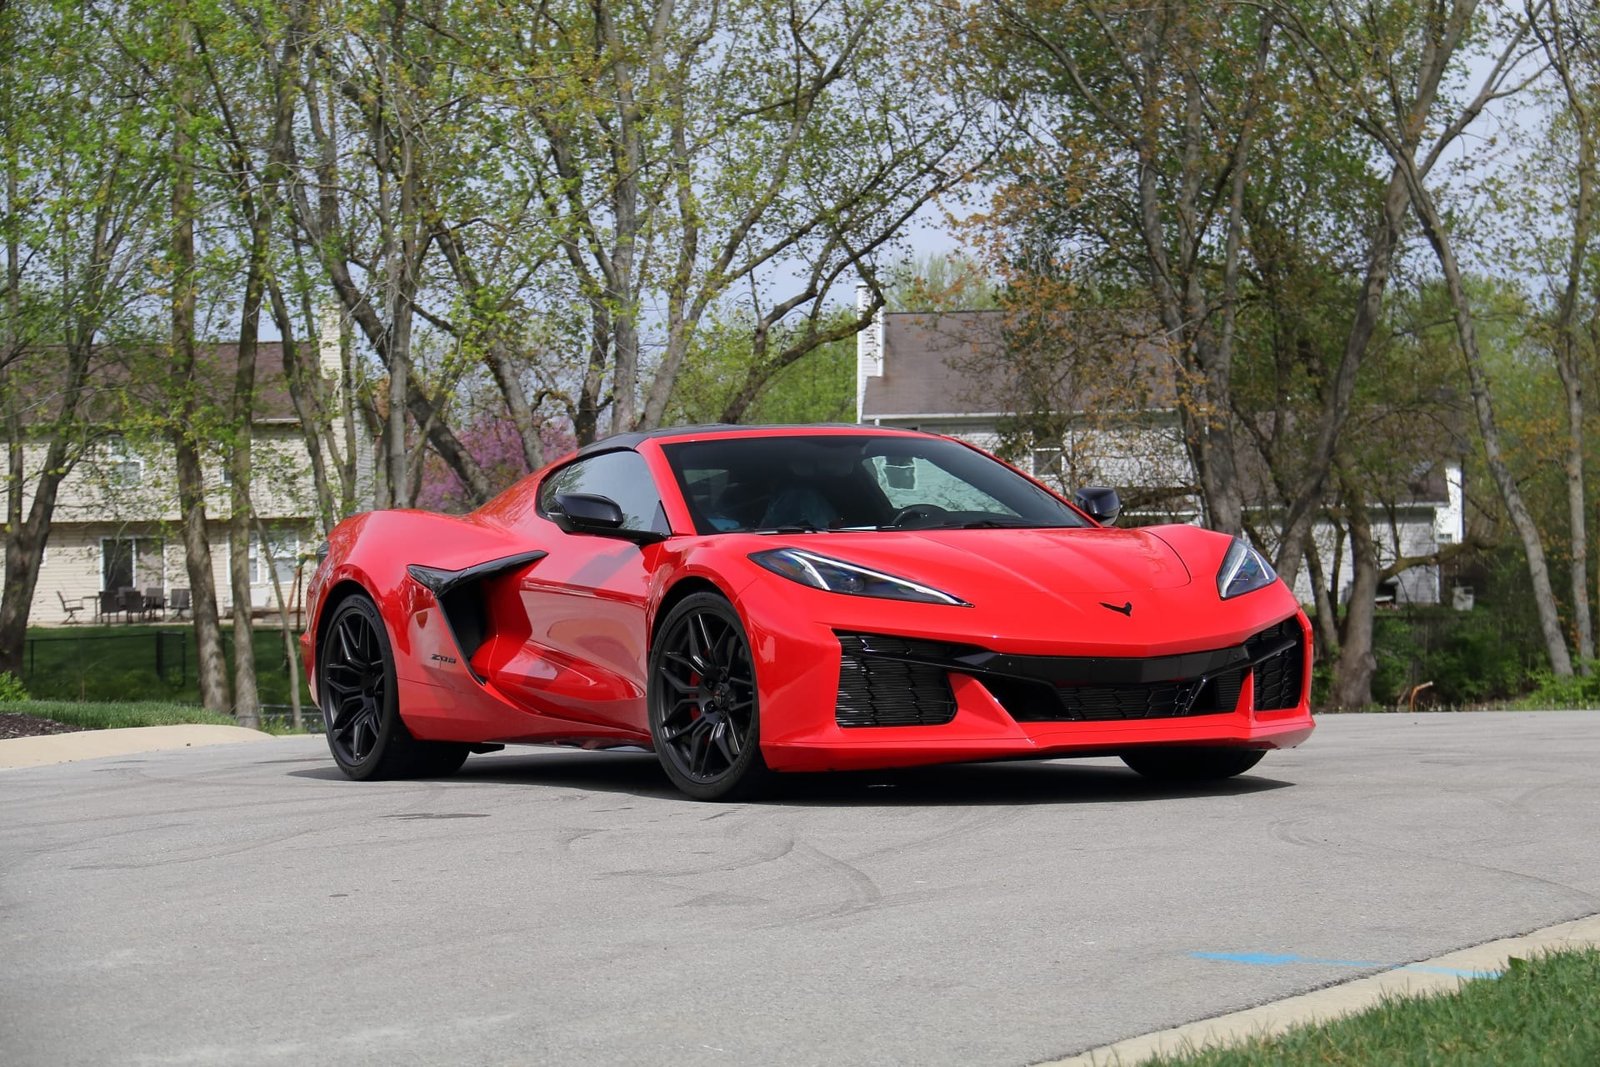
left=1100, top=601, right=1133, bottom=616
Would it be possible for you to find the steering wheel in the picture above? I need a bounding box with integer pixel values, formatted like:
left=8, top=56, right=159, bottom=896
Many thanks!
left=888, top=504, right=950, bottom=528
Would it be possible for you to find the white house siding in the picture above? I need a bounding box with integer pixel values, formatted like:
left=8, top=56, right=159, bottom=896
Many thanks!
left=1290, top=506, right=1446, bottom=609
left=20, top=429, right=324, bottom=526
left=27, top=519, right=318, bottom=624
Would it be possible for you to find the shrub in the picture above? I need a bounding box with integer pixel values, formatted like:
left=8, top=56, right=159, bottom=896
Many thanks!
left=0, top=670, right=28, bottom=702
left=1521, top=664, right=1600, bottom=709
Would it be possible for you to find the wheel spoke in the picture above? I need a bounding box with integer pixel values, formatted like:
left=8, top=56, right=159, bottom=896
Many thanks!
left=689, top=614, right=717, bottom=671
left=664, top=714, right=709, bottom=744
left=713, top=721, right=738, bottom=764
left=689, top=726, right=712, bottom=776
left=661, top=653, right=699, bottom=680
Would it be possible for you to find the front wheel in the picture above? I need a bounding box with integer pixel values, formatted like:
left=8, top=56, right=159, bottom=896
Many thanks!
left=319, top=593, right=470, bottom=780
left=648, top=593, right=770, bottom=801
left=1120, top=747, right=1265, bottom=782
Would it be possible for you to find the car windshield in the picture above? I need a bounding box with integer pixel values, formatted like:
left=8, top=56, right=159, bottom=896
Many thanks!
left=661, top=434, right=1090, bottom=534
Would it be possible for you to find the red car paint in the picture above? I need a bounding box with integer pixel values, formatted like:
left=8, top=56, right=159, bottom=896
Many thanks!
left=302, top=425, right=1312, bottom=774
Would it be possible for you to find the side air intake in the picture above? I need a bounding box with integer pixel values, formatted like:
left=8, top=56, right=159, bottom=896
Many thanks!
left=406, top=550, right=547, bottom=674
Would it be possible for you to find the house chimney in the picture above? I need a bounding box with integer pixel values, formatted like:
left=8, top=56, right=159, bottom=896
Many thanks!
left=855, top=283, right=885, bottom=423
left=1435, top=463, right=1465, bottom=544
left=318, top=304, right=343, bottom=387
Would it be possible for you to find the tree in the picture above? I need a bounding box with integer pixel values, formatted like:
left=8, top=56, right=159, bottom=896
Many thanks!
left=982, top=0, right=1284, bottom=534
left=165, top=9, right=231, bottom=714
left=1308, top=1, right=1571, bottom=676
left=1524, top=0, right=1600, bottom=668
left=0, top=1, right=162, bottom=676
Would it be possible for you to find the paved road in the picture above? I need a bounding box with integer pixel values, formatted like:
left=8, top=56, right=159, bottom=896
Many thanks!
left=3, top=712, right=1598, bottom=1066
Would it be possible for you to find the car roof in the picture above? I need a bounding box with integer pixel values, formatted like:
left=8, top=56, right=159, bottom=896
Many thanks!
left=573, top=423, right=933, bottom=459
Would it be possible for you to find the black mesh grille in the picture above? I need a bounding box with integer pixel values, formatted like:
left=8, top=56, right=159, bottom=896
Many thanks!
left=835, top=634, right=957, bottom=727
left=1058, top=680, right=1205, bottom=719
left=1040, top=670, right=1242, bottom=722
left=1249, top=619, right=1304, bottom=710
left=832, top=620, right=1306, bottom=728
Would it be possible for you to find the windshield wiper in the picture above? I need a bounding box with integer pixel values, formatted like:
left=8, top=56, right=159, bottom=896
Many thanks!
left=754, top=522, right=826, bottom=534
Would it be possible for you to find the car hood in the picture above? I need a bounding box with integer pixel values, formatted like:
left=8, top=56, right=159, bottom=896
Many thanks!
left=777, top=527, right=1193, bottom=598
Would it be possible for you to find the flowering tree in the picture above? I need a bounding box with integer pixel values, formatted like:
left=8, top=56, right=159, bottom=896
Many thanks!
left=415, top=418, right=576, bottom=515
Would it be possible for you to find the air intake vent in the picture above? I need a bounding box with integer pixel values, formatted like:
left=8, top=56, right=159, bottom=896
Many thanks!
left=1248, top=619, right=1304, bottom=710
left=835, top=634, right=958, bottom=727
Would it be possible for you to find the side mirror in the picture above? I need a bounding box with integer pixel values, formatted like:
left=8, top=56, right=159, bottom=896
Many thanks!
left=552, top=492, right=625, bottom=533
left=551, top=492, right=667, bottom=544
left=1075, top=486, right=1121, bottom=526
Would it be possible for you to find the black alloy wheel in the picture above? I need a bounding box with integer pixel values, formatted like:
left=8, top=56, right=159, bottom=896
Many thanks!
left=648, top=593, right=770, bottom=801
left=1120, top=746, right=1265, bottom=782
left=319, top=594, right=468, bottom=780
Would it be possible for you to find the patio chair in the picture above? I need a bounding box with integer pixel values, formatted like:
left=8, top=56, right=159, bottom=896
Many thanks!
left=56, top=589, right=84, bottom=624
left=143, top=586, right=166, bottom=620
left=117, top=587, right=144, bottom=623
left=98, top=590, right=120, bottom=623
left=170, top=587, right=191, bottom=620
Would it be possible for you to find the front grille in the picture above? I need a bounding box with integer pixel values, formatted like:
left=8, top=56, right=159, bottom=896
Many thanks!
left=832, top=619, right=1306, bottom=728
left=1054, top=674, right=1241, bottom=721
left=835, top=634, right=958, bottom=727
left=994, top=669, right=1241, bottom=723
left=1249, top=619, right=1304, bottom=710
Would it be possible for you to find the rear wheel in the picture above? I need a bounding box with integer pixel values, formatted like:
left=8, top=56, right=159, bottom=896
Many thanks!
left=319, top=594, right=469, bottom=780
left=1120, top=747, right=1265, bottom=782
left=648, top=593, right=770, bottom=801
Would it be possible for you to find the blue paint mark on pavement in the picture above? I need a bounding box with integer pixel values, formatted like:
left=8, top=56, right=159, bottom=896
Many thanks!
left=1192, top=951, right=1500, bottom=980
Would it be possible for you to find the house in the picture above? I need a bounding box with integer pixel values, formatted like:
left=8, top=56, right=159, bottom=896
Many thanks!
left=854, top=294, right=1464, bottom=607
left=6, top=317, right=374, bottom=625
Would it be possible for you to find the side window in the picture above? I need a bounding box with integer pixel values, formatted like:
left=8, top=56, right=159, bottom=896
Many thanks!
left=537, top=450, right=670, bottom=535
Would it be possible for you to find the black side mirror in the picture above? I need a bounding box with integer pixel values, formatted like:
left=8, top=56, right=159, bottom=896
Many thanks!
left=1075, top=486, right=1121, bottom=526
left=552, top=492, right=626, bottom=533
left=552, top=492, right=666, bottom=544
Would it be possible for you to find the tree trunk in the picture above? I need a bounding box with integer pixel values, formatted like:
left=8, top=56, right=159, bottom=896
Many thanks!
left=169, top=16, right=229, bottom=713
left=1303, top=534, right=1341, bottom=659
left=228, top=219, right=267, bottom=729
left=1544, top=2, right=1597, bottom=669
left=1405, top=171, right=1574, bottom=676
left=1331, top=478, right=1380, bottom=709
left=255, top=516, right=302, bottom=732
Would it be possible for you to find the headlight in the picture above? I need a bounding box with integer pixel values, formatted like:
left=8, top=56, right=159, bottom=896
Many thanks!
left=1217, top=537, right=1278, bottom=599
left=750, top=548, right=969, bottom=606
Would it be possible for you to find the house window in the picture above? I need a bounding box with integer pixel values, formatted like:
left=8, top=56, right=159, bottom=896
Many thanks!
left=103, top=437, right=143, bottom=488
left=101, top=537, right=163, bottom=591
left=1031, top=447, right=1064, bottom=478
left=248, top=530, right=302, bottom=587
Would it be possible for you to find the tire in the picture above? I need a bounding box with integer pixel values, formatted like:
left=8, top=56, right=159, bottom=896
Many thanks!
left=319, top=593, right=470, bottom=780
left=1120, top=747, right=1266, bottom=782
left=648, top=592, right=771, bottom=801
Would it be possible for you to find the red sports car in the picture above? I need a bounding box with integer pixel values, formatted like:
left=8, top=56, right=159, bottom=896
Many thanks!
left=302, top=425, right=1312, bottom=800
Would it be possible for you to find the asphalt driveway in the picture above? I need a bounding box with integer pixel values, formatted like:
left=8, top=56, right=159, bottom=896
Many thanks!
left=2, top=711, right=1597, bottom=1065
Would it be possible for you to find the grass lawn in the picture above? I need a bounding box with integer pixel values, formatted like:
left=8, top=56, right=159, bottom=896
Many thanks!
left=1, top=698, right=313, bottom=734
left=17, top=623, right=312, bottom=706
left=3, top=700, right=238, bottom=731
left=1146, top=948, right=1600, bottom=1066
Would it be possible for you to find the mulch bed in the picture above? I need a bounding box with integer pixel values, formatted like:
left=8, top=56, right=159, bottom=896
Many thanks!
left=0, top=713, right=76, bottom=740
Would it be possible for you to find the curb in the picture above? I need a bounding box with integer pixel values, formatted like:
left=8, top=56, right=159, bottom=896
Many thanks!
left=0, top=724, right=276, bottom=770
left=1037, top=912, right=1600, bottom=1066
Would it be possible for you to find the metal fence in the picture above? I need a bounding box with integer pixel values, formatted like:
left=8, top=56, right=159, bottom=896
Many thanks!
left=260, top=704, right=325, bottom=734
left=22, top=630, right=190, bottom=685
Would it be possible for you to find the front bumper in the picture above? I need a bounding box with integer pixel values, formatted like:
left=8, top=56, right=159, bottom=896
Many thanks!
left=740, top=591, right=1315, bottom=774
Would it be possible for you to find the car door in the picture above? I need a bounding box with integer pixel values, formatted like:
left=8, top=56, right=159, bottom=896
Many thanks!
left=485, top=449, right=671, bottom=736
